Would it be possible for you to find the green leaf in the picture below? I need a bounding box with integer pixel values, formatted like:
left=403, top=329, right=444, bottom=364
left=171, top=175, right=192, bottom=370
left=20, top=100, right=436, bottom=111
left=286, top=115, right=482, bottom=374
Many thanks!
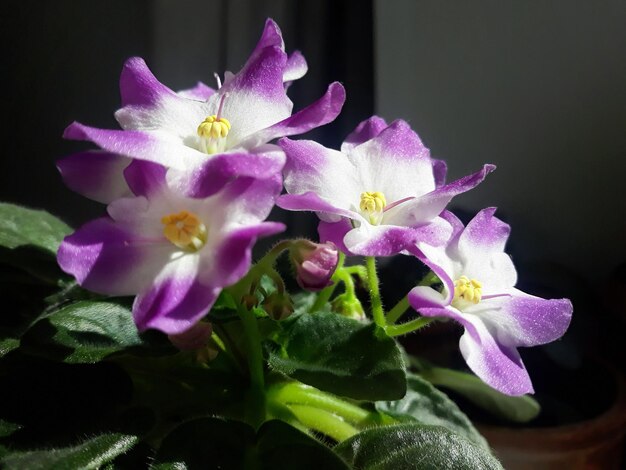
left=268, top=312, right=406, bottom=401
left=0, top=432, right=137, bottom=470
left=20, top=300, right=145, bottom=363
left=0, top=337, right=19, bottom=357
left=420, top=367, right=540, bottom=423
left=0, top=203, right=71, bottom=255
left=377, top=373, right=488, bottom=448
left=334, top=423, right=502, bottom=470
left=154, top=417, right=348, bottom=469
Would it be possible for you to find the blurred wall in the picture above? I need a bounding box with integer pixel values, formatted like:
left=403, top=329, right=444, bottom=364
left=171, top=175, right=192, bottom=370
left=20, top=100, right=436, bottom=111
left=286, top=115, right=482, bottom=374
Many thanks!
left=375, top=1, right=626, bottom=283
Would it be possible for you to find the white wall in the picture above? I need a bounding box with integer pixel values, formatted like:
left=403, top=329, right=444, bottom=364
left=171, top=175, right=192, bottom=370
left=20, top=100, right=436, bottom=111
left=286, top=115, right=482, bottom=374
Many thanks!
left=375, top=1, right=626, bottom=282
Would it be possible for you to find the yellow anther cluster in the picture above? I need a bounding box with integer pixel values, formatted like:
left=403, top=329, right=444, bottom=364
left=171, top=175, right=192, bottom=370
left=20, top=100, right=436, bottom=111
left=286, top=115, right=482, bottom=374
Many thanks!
left=161, top=210, right=207, bottom=252
left=197, top=115, right=231, bottom=139
left=453, top=276, right=483, bottom=304
left=360, top=191, right=387, bottom=214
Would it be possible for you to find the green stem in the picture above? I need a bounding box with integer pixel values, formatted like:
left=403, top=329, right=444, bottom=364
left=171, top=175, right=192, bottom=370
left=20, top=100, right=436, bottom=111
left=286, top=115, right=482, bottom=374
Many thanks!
left=365, top=256, right=385, bottom=327
left=268, top=382, right=371, bottom=425
left=343, top=265, right=368, bottom=282
left=237, top=304, right=265, bottom=426
left=385, top=317, right=434, bottom=337
left=386, top=296, right=410, bottom=324
left=286, top=404, right=358, bottom=442
left=335, top=269, right=357, bottom=301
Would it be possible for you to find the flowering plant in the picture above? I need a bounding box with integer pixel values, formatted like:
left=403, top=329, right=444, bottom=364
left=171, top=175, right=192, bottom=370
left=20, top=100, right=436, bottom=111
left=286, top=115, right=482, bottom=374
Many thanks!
left=0, top=19, right=571, bottom=469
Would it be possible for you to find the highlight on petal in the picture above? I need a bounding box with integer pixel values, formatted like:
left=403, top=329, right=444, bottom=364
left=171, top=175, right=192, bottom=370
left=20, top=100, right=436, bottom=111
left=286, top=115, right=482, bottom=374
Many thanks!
left=57, top=151, right=131, bottom=204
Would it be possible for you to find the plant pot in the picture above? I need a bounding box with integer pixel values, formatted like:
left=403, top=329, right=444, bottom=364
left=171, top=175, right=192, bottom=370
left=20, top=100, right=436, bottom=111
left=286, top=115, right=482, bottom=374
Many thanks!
left=477, top=367, right=626, bottom=470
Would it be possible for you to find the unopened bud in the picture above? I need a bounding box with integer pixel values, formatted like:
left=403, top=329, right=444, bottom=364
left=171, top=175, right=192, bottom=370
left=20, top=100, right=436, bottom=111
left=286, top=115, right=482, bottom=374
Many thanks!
left=332, top=294, right=366, bottom=321
left=263, top=292, right=294, bottom=321
left=168, top=321, right=213, bottom=351
left=290, top=240, right=339, bottom=292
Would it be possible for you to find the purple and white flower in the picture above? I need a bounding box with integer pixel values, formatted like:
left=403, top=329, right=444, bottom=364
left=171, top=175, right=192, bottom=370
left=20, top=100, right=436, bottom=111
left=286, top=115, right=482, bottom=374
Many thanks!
left=278, top=116, right=494, bottom=256
left=408, top=208, right=573, bottom=395
left=61, top=19, right=345, bottom=198
left=57, top=160, right=284, bottom=335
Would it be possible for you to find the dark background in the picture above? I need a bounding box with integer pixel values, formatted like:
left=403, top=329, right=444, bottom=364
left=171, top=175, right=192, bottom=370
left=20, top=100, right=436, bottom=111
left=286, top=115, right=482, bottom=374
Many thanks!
left=1, top=0, right=625, bottom=434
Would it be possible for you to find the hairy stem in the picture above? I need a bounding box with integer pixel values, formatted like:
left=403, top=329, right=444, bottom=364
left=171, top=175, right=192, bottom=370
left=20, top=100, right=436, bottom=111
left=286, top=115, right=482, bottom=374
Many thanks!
left=386, top=296, right=410, bottom=324
left=365, top=256, right=385, bottom=327
left=385, top=316, right=434, bottom=337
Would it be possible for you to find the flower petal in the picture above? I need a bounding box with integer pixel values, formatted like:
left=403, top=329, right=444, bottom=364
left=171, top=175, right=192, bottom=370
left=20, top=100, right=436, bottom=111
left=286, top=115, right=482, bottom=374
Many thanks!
left=211, top=175, right=285, bottom=225
left=277, top=192, right=361, bottom=223
left=458, top=208, right=510, bottom=259
left=420, top=305, right=534, bottom=395
left=133, top=255, right=220, bottom=335
left=347, top=120, right=436, bottom=204
left=123, top=160, right=167, bottom=198
left=56, top=151, right=131, bottom=204
left=207, top=222, right=286, bottom=287
left=408, top=285, right=449, bottom=310
left=171, top=146, right=286, bottom=199
left=385, top=164, right=495, bottom=227
left=280, top=137, right=361, bottom=214
left=223, top=18, right=287, bottom=98
left=119, top=56, right=178, bottom=108
left=57, top=217, right=171, bottom=296
left=484, top=289, right=573, bottom=347
left=63, top=122, right=205, bottom=170
left=283, top=50, right=308, bottom=85
left=177, top=81, right=216, bottom=100
left=318, top=219, right=352, bottom=254
left=238, top=82, right=346, bottom=149
left=342, top=224, right=424, bottom=257
left=432, top=158, right=447, bottom=187
left=340, top=115, right=388, bottom=153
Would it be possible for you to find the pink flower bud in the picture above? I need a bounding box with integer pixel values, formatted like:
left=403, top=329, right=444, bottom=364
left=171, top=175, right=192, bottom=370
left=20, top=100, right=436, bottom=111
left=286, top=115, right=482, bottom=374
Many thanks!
left=290, top=240, right=339, bottom=291
left=168, top=321, right=213, bottom=351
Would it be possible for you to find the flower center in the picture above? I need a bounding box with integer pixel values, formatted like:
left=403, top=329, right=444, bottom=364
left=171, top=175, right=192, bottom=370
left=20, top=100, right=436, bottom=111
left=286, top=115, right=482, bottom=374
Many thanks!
left=197, top=115, right=231, bottom=139
left=359, top=191, right=386, bottom=225
left=452, top=275, right=483, bottom=308
left=161, top=210, right=207, bottom=252
left=197, top=94, right=231, bottom=154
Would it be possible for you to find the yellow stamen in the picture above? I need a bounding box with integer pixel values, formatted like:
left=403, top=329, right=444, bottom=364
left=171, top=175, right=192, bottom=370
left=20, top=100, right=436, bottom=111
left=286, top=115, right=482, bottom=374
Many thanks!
left=453, top=275, right=483, bottom=305
left=161, top=210, right=207, bottom=252
left=359, top=191, right=387, bottom=225
left=197, top=115, right=231, bottom=140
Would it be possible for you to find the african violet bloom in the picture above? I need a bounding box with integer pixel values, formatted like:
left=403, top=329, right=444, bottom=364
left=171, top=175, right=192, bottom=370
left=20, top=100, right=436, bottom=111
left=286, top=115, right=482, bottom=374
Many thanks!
left=278, top=116, right=495, bottom=256
left=408, top=208, right=572, bottom=395
left=62, top=19, right=345, bottom=197
left=57, top=160, right=284, bottom=334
